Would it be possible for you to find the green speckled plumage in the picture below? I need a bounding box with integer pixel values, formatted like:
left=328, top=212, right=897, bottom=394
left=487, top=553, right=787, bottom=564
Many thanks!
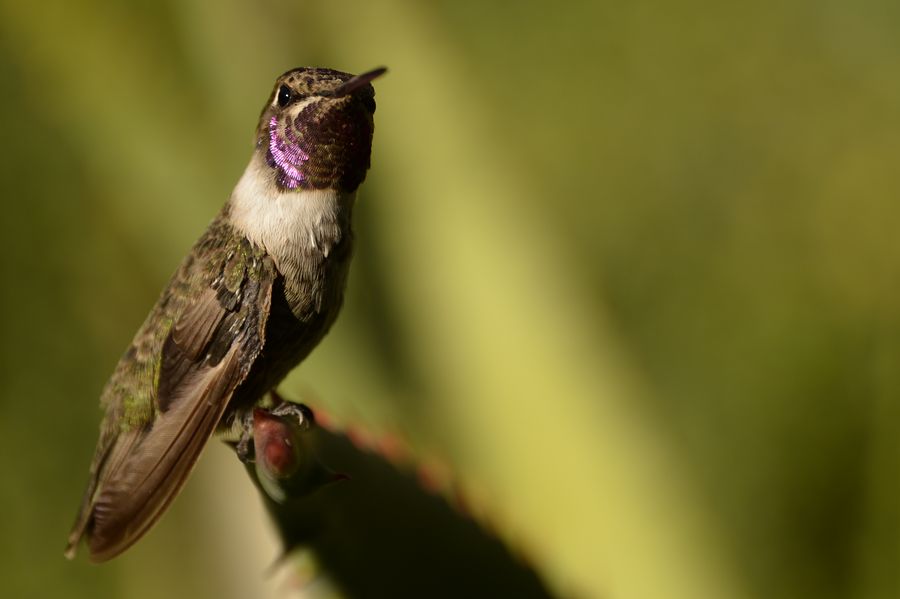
left=68, top=214, right=278, bottom=561
left=100, top=216, right=270, bottom=432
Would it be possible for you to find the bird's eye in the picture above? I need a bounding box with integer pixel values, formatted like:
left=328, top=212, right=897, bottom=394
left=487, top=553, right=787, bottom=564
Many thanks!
left=276, top=85, right=293, bottom=107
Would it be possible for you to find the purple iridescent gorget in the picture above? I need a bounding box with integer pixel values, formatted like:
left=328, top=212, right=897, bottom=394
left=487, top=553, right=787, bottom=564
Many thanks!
left=268, top=115, right=309, bottom=190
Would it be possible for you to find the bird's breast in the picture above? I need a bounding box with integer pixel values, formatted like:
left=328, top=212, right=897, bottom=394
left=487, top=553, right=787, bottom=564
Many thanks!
left=225, top=160, right=357, bottom=407
left=229, top=156, right=356, bottom=320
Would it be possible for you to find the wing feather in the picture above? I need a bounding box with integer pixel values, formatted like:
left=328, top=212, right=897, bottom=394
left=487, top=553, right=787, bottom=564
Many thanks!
left=66, top=223, right=276, bottom=562
left=87, top=346, right=242, bottom=561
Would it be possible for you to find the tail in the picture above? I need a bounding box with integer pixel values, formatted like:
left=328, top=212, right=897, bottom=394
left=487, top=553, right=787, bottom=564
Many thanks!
left=64, top=436, right=114, bottom=560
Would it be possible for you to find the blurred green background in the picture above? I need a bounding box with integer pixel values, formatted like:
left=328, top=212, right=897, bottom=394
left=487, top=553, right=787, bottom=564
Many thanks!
left=1, top=0, right=898, bottom=598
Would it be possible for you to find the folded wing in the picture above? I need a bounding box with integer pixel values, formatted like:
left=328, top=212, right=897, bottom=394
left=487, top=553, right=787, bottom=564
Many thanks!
left=66, top=225, right=276, bottom=562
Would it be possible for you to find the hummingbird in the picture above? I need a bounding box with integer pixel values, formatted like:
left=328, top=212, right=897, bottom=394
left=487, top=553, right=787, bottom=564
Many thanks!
left=65, top=66, right=386, bottom=562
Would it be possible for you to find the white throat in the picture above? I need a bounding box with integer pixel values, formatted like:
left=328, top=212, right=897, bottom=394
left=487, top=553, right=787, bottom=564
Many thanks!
left=228, top=153, right=355, bottom=268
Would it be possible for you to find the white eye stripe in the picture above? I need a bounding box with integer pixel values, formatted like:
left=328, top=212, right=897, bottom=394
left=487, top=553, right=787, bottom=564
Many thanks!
left=272, top=94, right=321, bottom=112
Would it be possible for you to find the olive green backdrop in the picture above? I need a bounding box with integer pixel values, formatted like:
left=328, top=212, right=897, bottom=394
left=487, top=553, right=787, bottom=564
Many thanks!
left=0, top=1, right=897, bottom=598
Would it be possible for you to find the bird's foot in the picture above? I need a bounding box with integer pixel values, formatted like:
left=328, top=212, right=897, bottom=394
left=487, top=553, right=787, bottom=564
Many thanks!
left=268, top=391, right=316, bottom=432
left=234, top=409, right=257, bottom=464
left=228, top=391, right=315, bottom=464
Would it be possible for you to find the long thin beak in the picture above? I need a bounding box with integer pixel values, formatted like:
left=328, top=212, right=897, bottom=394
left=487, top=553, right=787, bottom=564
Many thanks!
left=330, top=66, right=388, bottom=97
